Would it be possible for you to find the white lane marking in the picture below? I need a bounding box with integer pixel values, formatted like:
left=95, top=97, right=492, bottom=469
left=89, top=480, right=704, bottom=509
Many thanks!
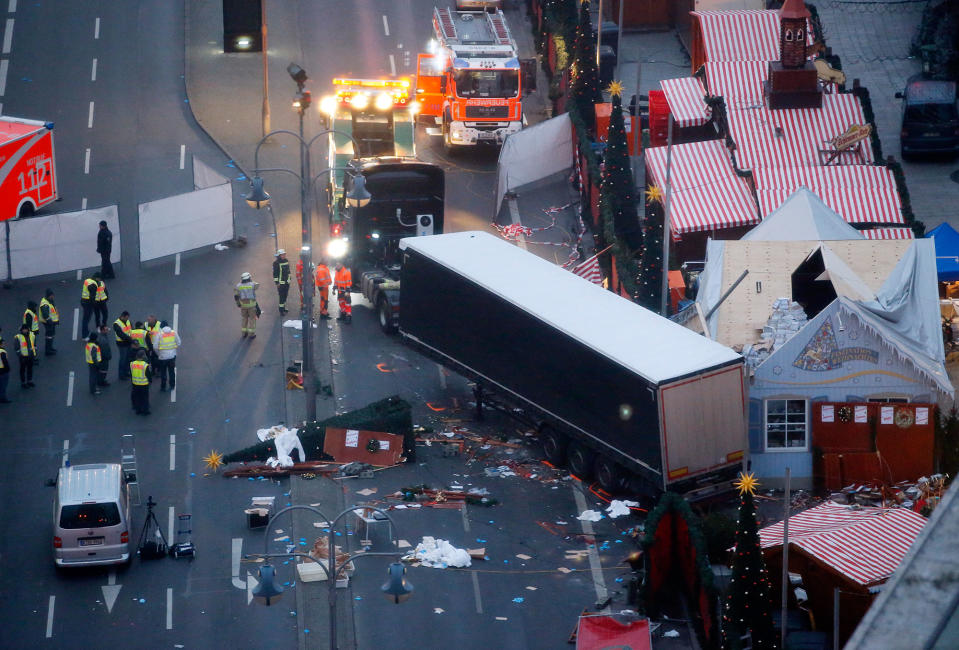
left=389, top=54, right=396, bottom=76
left=62, top=439, right=69, bottom=466
left=2, top=18, right=14, bottom=54
left=169, top=434, right=176, bottom=471
left=80, top=197, right=87, bottom=210
left=231, top=538, right=247, bottom=589
left=93, top=17, right=99, bottom=39
left=87, top=101, right=94, bottom=128
left=572, top=487, right=608, bottom=603
left=71, top=307, right=79, bottom=339
left=166, top=587, right=172, bottom=629
left=90, top=57, right=97, bottom=81
left=84, top=148, right=91, bottom=174
left=507, top=197, right=528, bottom=251
left=179, top=144, right=185, bottom=170
left=8, top=0, right=16, bottom=14
left=45, top=595, right=54, bottom=638
left=66, top=372, right=74, bottom=406
left=382, top=15, right=389, bottom=36
left=461, top=501, right=470, bottom=532
left=101, top=570, right=121, bottom=613
left=471, top=572, right=483, bottom=614
left=0, top=59, right=9, bottom=95
left=75, top=269, right=81, bottom=280
left=437, top=363, right=446, bottom=389
left=168, top=506, right=175, bottom=545
left=174, top=252, right=181, bottom=276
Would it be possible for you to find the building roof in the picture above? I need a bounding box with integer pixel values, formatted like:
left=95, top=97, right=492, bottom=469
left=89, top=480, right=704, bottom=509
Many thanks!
left=660, top=77, right=710, bottom=128
left=691, top=10, right=782, bottom=63
left=926, top=222, right=959, bottom=282
left=742, top=187, right=865, bottom=242
left=759, top=501, right=927, bottom=587
left=400, top=231, right=743, bottom=385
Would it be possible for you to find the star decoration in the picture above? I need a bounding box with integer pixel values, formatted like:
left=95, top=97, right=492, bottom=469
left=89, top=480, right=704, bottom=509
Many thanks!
left=606, top=80, right=625, bottom=97
left=734, top=471, right=759, bottom=496
left=645, top=185, right=664, bottom=205
left=203, top=450, right=224, bottom=472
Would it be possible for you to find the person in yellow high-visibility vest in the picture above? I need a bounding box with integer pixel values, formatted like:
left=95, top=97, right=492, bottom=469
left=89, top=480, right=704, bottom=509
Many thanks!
left=234, top=272, right=260, bottom=338
left=80, top=273, right=100, bottom=338
left=13, top=324, right=36, bottom=389
left=39, top=289, right=59, bottom=356
left=0, top=335, right=10, bottom=403
left=85, top=333, right=102, bottom=396
left=93, top=274, right=109, bottom=329
left=130, top=349, right=152, bottom=415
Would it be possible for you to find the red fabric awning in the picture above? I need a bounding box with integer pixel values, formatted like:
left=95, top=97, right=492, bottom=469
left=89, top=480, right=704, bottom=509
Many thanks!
left=752, top=165, right=904, bottom=225
left=862, top=227, right=914, bottom=239
left=660, top=77, right=711, bottom=128
left=705, top=60, right=769, bottom=108
left=691, top=10, right=781, bottom=63
left=644, top=140, right=759, bottom=235
left=758, top=501, right=927, bottom=587
left=576, top=615, right=652, bottom=650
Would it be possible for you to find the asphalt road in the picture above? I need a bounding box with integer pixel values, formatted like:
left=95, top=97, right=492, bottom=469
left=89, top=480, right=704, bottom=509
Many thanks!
left=0, top=1, right=620, bottom=649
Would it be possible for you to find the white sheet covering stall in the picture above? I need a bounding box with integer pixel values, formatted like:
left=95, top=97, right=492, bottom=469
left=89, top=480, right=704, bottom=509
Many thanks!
left=493, top=112, right=572, bottom=218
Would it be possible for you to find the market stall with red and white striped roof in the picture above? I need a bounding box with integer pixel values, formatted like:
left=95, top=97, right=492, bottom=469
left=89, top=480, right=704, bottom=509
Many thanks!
left=659, top=77, right=711, bottom=128
left=861, top=228, right=914, bottom=240
left=758, top=501, right=926, bottom=587
left=644, top=139, right=759, bottom=235
left=752, top=165, right=903, bottom=225
left=691, top=10, right=781, bottom=68
left=704, top=60, right=769, bottom=109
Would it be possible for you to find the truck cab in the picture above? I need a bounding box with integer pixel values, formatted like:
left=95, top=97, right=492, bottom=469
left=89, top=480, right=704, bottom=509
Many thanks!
left=896, top=75, right=959, bottom=158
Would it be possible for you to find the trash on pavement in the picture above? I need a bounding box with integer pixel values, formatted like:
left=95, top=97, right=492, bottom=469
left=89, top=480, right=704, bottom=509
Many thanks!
left=405, top=536, right=472, bottom=568
left=577, top=510, right=603, bottom=522
left=606, top=500, right=640, bottom=519
left=467, top=548, right=487, bottom=560
left=663, top=629, right=679, bottom=638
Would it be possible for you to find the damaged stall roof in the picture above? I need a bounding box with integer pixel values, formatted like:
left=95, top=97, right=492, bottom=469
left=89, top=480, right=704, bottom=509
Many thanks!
left=400, top=231, right=742, bottom=385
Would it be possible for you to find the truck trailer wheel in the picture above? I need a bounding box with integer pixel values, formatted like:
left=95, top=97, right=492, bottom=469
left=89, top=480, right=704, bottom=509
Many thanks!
left=567, top=443, right=595, bottom=480
left=594, top=455, right=626, bottom=493
left=540, top=429, right=568, bottom=465
left=377, top=297, right=397, bottom=334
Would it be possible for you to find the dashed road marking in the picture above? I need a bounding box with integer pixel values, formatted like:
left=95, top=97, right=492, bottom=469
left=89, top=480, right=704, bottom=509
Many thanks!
left=382, top=15, right=389, bottom=36
left=437, top=363, right=446, bottom=390
left=471, top=572, right=483, bottom=614
left=45, top=595, right=54, bottom=638
left=231, top=538, right=247, bottom=590
left=572, top=487, right=608, bottom=603
left=71, top=307, right=79, bottom=339
left=80, top=197, right=87, bottom=210
left=461, top=500, right=470, bottom=532
left=84, top=148, right=91, bottom=174
left=166, top=587, right=173, bottom=629
left=66, top=371, right=74, bottom=407
left=168, top=506, right=175, bottom=545
left=0, top=59, right=9, bottom=95
left=62, top=439, right=69, bottom=466
left=169, top=434, right=176, bottom=471
left=87, top=101, right=94, bottom=128
left=174, top=252, right=181, bottom=276
left=8, top=0, right=16, bottom=14
left=93, top=16, right=99, bottom=39
left=389, top=54, right=396, bottom=76
left=2, top=18, right=14, bottom=54
left=91, top=57, right=97, bottom=81
left=179, top=144, right=185, bottom=170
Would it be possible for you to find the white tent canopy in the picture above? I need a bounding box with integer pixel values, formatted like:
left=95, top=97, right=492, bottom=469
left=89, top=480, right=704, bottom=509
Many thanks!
left=493, top=113, right=572, bottom=218
left=742, top=187, right=864, bottom=242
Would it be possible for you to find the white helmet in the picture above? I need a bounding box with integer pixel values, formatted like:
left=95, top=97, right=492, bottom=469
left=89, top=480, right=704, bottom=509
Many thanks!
left=240, top=272, right=252, bottom=280
left=276, top=249, right=286, bottom=256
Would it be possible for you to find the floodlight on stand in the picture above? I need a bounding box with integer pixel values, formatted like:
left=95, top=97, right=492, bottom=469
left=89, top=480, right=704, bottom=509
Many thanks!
left=245, top=177, right=271, bottom=209
left=234, top=35, right=253, bottom=50
left=252, top=564, right=284, bottom=606
left=381, top=562, right=413, bottom=604
left=346, top=175, right=372, bottom=208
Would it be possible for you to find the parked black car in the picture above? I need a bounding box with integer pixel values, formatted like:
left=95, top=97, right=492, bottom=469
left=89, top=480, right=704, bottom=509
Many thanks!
left=896, top=75, right=959, bottom=158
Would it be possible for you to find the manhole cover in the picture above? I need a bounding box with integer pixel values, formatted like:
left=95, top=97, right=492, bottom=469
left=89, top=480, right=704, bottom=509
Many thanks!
left=951, top=170, right=959, bottom=184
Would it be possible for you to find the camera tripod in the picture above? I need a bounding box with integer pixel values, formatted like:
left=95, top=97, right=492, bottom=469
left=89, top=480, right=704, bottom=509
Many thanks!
left=137, top=496, right=169, bottom=560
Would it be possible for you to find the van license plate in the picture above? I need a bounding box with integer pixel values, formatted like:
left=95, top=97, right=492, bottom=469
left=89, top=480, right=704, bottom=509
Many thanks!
left=79, top=537, right=104, bottom=546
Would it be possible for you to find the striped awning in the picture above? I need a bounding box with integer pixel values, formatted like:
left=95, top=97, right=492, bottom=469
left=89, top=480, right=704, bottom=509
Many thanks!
left=704, top=61, right=768, bottom=109
left=691, top=10, right=781, bottom=63
left=753, top=166, right=904, bottom=225
left=660, top=77, right=711, bottom=128
left=758, top=501, right=927, bottom=587
left=644, top=139, right=759, bottom=235
left=727, top=93, right=875, bottom=170
left=862, top=228, right=915, bottom=240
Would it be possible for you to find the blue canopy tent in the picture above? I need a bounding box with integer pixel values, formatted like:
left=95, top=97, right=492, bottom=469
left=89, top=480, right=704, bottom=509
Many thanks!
left=926, top=222, right=959, bottom=282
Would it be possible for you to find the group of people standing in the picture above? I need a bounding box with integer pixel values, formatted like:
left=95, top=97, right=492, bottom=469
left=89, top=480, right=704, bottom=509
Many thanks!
left=0, top=289, right=61, bottom=401
left=85, top=312, right=180, bottom=415
left=268, top=249, right=353, bottom=325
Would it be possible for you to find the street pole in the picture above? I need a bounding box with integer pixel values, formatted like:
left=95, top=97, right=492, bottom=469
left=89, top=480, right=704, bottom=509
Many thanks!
left=596, top=0, right=604, bottom=68
left=260, top=0, right=270, bottom=137
left=616, top=0, right=624, bottom=81
left=781, top=467, right=791, bottom=650
left=659, top=112, right=673, bottom=317
left=297, top=108, right=316, bottom=424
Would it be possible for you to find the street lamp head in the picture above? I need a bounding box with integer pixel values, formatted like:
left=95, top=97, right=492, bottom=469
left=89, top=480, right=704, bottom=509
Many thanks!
left=381, top=562, right=413, bottom=604
left=346, top=175, right=372, bottom=208
left=252, top=564, right=285, bottom=606
left=245, top=177, right=271, bottom=209
left=287, top=63, right=308, bottom=87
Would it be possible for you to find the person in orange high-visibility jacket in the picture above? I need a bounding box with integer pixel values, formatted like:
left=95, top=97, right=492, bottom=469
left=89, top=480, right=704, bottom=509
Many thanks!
left=334, top=262, right=352, bottom=323
left=295, top=258, right=315, bottom=309
left=315, top=259, right=332, bottom=319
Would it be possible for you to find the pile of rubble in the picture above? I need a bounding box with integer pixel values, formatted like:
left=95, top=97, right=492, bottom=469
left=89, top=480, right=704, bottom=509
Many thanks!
left=828, top=474, right=949, bottom=513
left=741, top=298, right=808, bottom=369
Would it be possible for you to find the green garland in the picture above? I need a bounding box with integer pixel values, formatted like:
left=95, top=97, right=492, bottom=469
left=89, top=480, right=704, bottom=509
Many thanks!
left=849, top=84, right=884, bottom=162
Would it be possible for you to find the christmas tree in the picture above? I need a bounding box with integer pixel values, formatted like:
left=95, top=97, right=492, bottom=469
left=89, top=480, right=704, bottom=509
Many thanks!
left=599, top=81, right=642, bottom=250
left=722, top=472, right=778, bottom=650
left=569, top=0, right=602, bottom=134
left=636, top=188, right=664, bottom=312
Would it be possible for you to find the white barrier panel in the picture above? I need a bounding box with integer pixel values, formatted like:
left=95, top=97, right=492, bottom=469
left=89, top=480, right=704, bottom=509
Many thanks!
left=138, top=181, right=233, bottom=262
left=494, top=112, right=573, bottom=218
left=0, top=205, right=120, bottom=280
left=194, top=154, right=230, bottom=190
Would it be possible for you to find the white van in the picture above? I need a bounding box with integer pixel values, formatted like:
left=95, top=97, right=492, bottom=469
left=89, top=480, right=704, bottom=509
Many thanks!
left=53, top=463, right=131, bottom=567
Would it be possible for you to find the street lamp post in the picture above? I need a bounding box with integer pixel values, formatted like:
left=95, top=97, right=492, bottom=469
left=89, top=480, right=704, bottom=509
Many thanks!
left=243, top=63, right=365, bottom=424
left=249, top=504, right=413, bottom=650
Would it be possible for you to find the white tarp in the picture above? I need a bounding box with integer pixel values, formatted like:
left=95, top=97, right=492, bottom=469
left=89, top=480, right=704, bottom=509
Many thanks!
left=138, top=181, right=233, bottom=261
left=0, top=205, right=120, bottom=280
left=193, top=155, right=230, bottom=190
left=493, top=112, right=572, bottom=218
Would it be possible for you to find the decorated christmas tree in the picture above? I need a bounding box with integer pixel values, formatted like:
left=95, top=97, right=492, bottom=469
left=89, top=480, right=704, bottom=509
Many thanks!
left=722, top=472, right=778, bottom=649
left=635, top=186, right=665, bottom=312
left=569, top=0, right=602, bottom=134
left=599, top=81, right=642, bottom=250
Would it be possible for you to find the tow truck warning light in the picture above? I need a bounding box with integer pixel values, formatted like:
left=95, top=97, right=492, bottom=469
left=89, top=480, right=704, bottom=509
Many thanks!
left=330, top=78, right=412, bottom=109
